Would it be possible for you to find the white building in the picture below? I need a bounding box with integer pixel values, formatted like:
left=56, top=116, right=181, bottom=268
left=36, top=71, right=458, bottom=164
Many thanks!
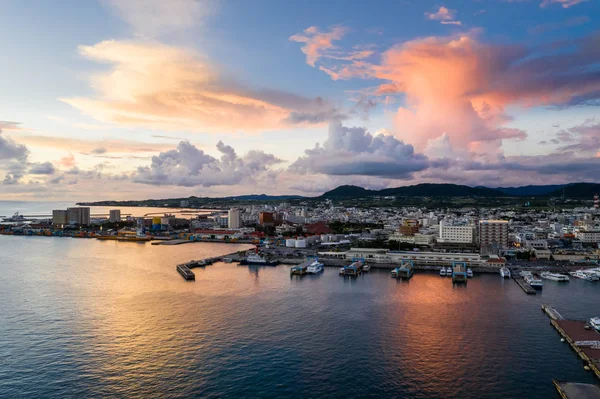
left=109, top=209, right=121, bottom=223
left=438, top=221, right=475, bottom=244
left=577, top=231, right=600, bottom=244
left=228, top=208, right=240, bottom=229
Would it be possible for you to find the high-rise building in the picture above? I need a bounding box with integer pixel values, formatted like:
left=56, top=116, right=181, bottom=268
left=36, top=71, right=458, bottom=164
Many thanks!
left=109, top=209, right=121, bottom=223
left=594, top=194, right=599, bottom=209
left=479, top=220, right=509, bottom=249
left=67, top=207, right=90, bottom=225
left=52, top=210, right=68, bottom=226
left=228, top=208, right=240, bottom=229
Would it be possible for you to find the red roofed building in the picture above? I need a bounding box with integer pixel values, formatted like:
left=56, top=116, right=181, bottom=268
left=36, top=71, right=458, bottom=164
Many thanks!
left=304, top=221, right=333, bottom=235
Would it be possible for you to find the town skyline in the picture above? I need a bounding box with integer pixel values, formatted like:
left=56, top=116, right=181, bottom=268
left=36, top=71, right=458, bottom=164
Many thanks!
left=1, top=0, right=599, bottom=201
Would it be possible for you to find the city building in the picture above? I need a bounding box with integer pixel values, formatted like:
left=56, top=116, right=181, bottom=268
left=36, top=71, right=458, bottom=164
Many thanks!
left=259, top=211, right=274, bottom=226
left=66, top=207, right=90, bottom=225
left=228, top=208, right=240, bottom=229
left=52, top=210, right=68, bottom=226
left=577, top=231, right=600, bottom=244
left=399, top=219, right=420, bottom=236
left=438, top=221, right=475, bottom=244
left=479, top=220, right=509, bottom=250
left=109, top=209, right=121, bottom=223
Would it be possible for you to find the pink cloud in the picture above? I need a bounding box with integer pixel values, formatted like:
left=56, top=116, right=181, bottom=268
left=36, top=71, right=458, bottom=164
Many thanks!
left=540, top=0, right=588, bottom=8
left=425, top=6, right=462, bottom=25
left=289, top=26, right=348, bottom=66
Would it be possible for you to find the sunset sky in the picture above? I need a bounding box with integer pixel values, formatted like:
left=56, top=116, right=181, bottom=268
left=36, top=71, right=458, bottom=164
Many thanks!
left=1, top=0, right=599, bottom=200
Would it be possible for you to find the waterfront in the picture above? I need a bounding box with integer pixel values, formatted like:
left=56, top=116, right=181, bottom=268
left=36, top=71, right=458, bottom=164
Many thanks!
left=1, top=236, right=599, bottom=398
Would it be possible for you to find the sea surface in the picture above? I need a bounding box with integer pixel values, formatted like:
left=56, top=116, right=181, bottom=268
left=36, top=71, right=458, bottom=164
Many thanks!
left=0, top=201, right=220, bottom=219
left=1, top=235, right=599, bottom=398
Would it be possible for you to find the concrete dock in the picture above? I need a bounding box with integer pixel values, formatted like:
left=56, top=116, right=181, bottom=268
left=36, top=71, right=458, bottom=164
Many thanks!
left=553, top=381, right=600, bottom=399
left=543, top=308, right=600, bottom=381
left=512, top=275, right=537, bottom=295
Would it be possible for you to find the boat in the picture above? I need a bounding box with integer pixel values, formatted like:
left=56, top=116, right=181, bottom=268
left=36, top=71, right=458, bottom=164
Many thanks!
left=391, top=268, right=399, bottom=278
left=240, top=252, right=278, bottom=266
left=397, top=262, right=414, bottom=279
left=343, top=259, right=364, bottom=276
left=569, top=270, right=597, bottom=281
left=439, top=267, right=446, bottom=277
left=3, top=212, right=26, bottom=222
left=581, top=270, right=600, bottom=281
left=445, top=267, right=453, bottom=276
left=306, top=259, right=324, bottom=274
left=467, top=268, right=473, bottom=278
left=500, top=267, right=511, bottom=278
left=540, top=271, right=569, bottom=282
left=362, top=264, right=371, bottom=272
left=339, top=267, right=346, bottom=275
left=524, top=274, right=543, bottom=289
left=590, top=317, right=600, bottom=331
left=222, top=257, right=233, bottom=263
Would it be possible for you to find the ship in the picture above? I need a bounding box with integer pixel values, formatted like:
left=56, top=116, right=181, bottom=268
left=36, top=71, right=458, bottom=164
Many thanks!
left=500, top=267, right=511, bottom=278
left=240, top=252, right=278, bottom=266
left=540, top=271, right=569, bottom=282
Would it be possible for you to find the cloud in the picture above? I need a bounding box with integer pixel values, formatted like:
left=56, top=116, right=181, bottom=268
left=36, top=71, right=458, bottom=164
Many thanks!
left=28, top=162, right=56, bottom=175
left=102, top=0, right=213, bottom=37
left=529, top=16, right=590, bottom=34
left=554, top=119, right=600, bottom=155
left=289, top=26, right=348, bottom=67
left=540, top=0, right=588, bottom=8
left=17, top=134, right=176, bottom=154
left=62, top=40, right=334, bottom=132
left=425, top=6, right=462, bottom=25
left=134, top=140, right=282, bottom=187
left=91, top=147, right=107, bottom=154
left=0, top=121, right=22, bottom=130
left=289, top=122, right=428, bottom=178
left=0, top=130, right=29, bottom=162
left=59, top=153, right=76, bottom=168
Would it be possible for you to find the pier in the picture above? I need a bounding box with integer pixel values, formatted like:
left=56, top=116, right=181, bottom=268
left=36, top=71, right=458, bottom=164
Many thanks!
left=542, top=307, right=600, bottom=381
left=512, top=275, right=536, bottom=295
left=553, top=381, right=600, bottom=399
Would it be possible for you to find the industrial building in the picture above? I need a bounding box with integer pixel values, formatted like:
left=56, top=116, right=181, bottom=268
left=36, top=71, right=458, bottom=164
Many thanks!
left=67, top=207, right=91, bottom=225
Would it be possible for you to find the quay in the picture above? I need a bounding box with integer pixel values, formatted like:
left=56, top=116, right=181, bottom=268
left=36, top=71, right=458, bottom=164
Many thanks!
left=290, top=260, right=310, bottom=276
left=512, top=275, right=536, bottom=295
left=553, top=381, right=600, bottom=399
left=542, top=307, right=600, bottom=381
left=176, top=264, right=195, bottom=281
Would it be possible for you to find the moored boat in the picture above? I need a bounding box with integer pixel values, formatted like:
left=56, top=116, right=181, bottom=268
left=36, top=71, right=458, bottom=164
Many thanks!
left=524, top=274, right=543, bottom=289
left=467, top=268, right=473, bottom=278
left=540, top=271, right=569, bottom=282
left=500, top=266, right=511, bottom=278
left=590, top=317, right=600, bottom=331
left=306, top=259, right=324, bottom=274
left=240, top=252, right=278, bottom=266
left=439, top=267, right=446, bottom=277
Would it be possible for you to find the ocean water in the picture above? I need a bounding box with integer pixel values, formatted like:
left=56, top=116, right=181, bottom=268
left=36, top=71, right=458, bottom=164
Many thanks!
left=0, top=201, right=218, bottom=219
left=0, top=235, right=598, bottom=398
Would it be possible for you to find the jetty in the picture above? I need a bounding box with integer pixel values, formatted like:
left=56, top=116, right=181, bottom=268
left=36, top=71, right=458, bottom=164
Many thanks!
left=542, top=306, right=600, bottom=381
left=512, top=275, right=536, bottom=295
left=176, top=264, right=195, bottom=281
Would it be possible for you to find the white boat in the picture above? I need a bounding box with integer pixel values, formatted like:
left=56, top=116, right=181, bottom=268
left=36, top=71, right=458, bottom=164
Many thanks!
left=241, top=253, right=278, bottom=266
left=362, top=264, right=371, bottom=272
left=467, top=268, right=473, bottom=278
left=339, top=267, right=345, bottom=275
left=439, top=267, right=446, bottom=277
left=391, top=268, right=398, bottom=278
left=590, top=317, right=600, bottom=331
left=445, top=267, right=453, bottom=276
left=540, top=271, right=569, bottom=282
left=524, top=274, right=543, bottom=289
left=500, top=267, right=511, bottom=278
left=569, top=270, right=597, bottom=281
left=581, top=270, right=599, bottom=281
left=306, top=260, right=324, bottom=274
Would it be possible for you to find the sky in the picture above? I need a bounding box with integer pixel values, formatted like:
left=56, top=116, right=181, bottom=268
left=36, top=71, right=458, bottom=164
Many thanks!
left=0, top=0, right=599, bottom=201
